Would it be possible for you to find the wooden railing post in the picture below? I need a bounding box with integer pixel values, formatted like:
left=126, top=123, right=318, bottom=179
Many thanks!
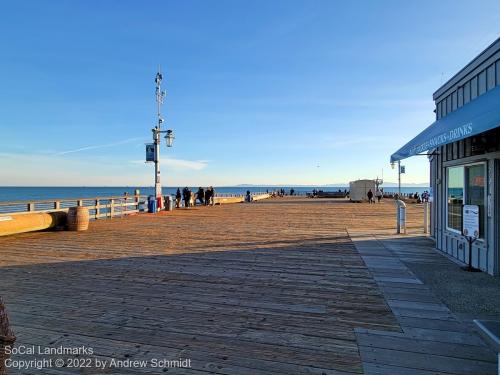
left=54, top=201, right=60, bottom=210
left=95, top=199, right=100, bottom=219
left=27, top=202, right=35, bottom=212
left=77, top=200, right=83, bottom=207
left=110, top=199, right=115, bottom=218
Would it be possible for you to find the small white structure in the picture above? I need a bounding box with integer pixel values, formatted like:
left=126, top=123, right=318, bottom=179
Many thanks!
left=349, top=179, right=377, bottom=202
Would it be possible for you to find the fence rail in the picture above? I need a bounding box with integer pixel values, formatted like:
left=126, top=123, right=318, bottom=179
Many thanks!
left=0, top=195, right=147, bottom=219
left=0, top=191, right=275, bottom=219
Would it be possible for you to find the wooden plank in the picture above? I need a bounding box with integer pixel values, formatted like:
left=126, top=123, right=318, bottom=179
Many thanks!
left=0, top=198, right=492, bottom=374
left=359, top=346, right=497, bottom=375
left=356, top=331, right=496, bottom=362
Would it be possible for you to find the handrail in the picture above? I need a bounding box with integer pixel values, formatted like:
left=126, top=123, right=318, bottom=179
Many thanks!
left=214, top=191, right=268, bottom=198
left=0, top=195, right=148, bottom=220
left=0, top=191, right=274, bottom=216
left=0, top=195, right=144, bottom=206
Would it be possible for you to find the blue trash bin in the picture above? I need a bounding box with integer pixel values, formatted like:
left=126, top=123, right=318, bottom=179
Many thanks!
left=147, top=196, right=157, bottom=213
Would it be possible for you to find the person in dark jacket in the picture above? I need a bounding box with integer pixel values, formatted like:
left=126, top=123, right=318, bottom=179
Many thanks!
left=182, top=187, right=190, bottom=208
left=367, top=189, right=374, bottom=204
left=197, top=187, right=205, bottom=205
left=175, top=188, right=182, bottom=208
left=204, top=188, right=210, bottom=205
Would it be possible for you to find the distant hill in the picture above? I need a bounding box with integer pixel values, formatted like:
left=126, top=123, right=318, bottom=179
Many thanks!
left=235, top=182, right=429, bottom=187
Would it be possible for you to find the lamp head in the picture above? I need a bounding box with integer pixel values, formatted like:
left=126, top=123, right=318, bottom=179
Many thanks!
left=165, top=129, right=174, bottom=147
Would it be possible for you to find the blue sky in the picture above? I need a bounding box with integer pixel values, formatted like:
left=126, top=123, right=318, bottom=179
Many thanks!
left=1, top=1, right=499, bottom=186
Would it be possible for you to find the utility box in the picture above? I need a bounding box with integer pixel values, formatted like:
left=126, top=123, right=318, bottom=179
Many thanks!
left=349, top=179, right=376, bottom=202
left=165, top=195, right=174, bottom=211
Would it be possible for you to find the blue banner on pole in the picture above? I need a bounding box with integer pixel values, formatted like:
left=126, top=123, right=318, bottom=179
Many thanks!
left=145, top=144, right=155, bottom=162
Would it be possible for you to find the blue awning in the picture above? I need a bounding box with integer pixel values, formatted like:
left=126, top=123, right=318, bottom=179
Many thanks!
left=390, top=85, right=500, bottom=163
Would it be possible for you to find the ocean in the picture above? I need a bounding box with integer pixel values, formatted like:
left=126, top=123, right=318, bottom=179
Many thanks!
left=0, top=186, right=430, bottom=202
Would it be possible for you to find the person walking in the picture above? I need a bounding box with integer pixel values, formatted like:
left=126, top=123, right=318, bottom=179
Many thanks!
left=367, top=189, right=374, bottom=204
left=375, top=189, right=382, bottom=203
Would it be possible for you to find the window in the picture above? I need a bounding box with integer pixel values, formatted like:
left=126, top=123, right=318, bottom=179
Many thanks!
left=466, top=164, right=486, bottom=237
left=447, top=167, right=464, bottom=232
left=447, top=164, right=486, bottom=237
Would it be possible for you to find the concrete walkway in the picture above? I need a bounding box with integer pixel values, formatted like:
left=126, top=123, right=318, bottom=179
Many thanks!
left=350, top=232, right=498, bottom=375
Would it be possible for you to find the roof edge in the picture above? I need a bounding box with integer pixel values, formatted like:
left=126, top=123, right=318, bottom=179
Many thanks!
left=433, top=37, right=500, bottom=101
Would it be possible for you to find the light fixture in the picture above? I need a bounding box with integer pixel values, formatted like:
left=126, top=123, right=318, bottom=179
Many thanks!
left=165, top=129, right=174, bottom=147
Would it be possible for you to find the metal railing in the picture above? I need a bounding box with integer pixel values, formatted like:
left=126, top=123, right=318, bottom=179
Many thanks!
left=0, top=195, right=147, bottom=220
left=214, top=191, right=268, bottom=198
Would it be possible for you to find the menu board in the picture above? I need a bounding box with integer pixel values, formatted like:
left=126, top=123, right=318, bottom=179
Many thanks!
left=462, top=205, right=479, bottom=239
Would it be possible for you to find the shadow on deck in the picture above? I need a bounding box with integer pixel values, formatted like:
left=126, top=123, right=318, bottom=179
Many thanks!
left=1, top=236, right=399, bottom=375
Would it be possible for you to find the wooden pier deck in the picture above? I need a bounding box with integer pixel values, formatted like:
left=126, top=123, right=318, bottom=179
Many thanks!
left=0, top=198, right=496, bottom=374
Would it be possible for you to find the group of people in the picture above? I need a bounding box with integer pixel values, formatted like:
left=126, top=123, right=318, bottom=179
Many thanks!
left=270, top=188, right=295, bottom=198
left=175, top=186, right=215, bottom=208
left=411, top=191, right=430, bottom=203
left=367, top=188, right=383, bottom=204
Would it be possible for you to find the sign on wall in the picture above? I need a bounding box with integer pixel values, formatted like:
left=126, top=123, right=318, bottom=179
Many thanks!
left=145, top=144, right=155, bottom=162
left=462, top=204, right=479, bottom=239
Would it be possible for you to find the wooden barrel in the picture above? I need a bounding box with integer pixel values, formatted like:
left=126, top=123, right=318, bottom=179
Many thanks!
left=67, top=207, right=89, bottom=231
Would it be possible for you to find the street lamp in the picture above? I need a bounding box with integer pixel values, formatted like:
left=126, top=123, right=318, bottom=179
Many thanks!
left=391, top=160, right=404, bottom=196
left=149, top=69, right=174, bottom=210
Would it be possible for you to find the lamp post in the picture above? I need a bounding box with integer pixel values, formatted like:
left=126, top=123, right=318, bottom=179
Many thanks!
left=152, top=70, right=174, bottom=209
left=391, top=160, right=404, bottom=196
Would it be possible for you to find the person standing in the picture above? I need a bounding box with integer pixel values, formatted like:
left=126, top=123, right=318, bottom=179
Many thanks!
left=175, top=188, right=182, bottom=208
left=197, top=187, right=205, bottom=205
left=375, top=189, right=382, bottom=203
left=209, top=186, right=215, bottom=205
left=182, top=187, right=189, bottom=208
left=367, top=189, right=374, bottom=204
left=204, top=188, right=210, bottom=206
left=188, top=188, right=194, bottom=207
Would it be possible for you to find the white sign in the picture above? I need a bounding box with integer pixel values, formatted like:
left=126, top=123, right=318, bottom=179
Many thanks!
left=400, top=165, right=406, bottom=174
left=463, top=204, right=479, bottom=238
left=145, top=144, right=155, bottom=162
